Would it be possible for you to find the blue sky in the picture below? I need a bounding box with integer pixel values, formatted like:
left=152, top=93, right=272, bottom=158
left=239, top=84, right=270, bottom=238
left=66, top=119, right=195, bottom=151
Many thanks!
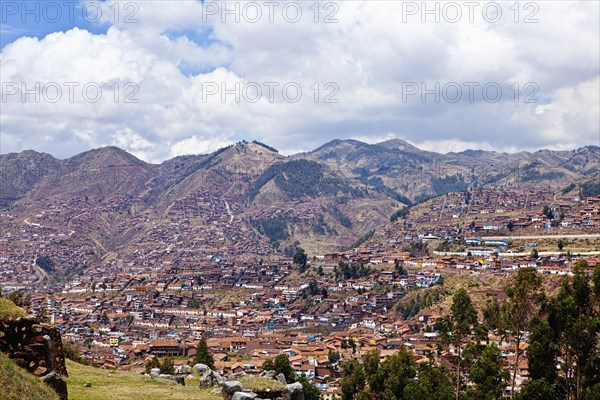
left=1, top=1, right=110, bottom=48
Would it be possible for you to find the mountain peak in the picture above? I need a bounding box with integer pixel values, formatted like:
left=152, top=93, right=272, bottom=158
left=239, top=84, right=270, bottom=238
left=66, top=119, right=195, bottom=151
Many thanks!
left=377, top=139, right=421, bottom=153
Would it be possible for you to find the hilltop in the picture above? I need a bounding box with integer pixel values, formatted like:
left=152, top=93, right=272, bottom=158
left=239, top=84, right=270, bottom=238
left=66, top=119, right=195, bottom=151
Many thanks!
left=0, top=139, right=597, bottom=263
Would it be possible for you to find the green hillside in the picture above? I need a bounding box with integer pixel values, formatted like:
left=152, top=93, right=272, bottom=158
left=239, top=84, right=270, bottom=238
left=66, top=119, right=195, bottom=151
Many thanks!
left=0, top=352, right=60, bottom=400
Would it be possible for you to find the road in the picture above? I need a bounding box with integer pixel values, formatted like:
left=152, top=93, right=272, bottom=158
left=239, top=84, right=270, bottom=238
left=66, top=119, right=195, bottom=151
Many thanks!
left=479, top=234, right=600, bottom=240
left=224, top=201, right=234, bottom=223
left=434, top=250, right=600, bottom=257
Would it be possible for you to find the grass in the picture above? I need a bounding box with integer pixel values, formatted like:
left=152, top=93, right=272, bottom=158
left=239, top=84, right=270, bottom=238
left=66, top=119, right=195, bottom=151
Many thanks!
left=238, top=375, right=285, bottom=391
left=0, top=352, right=60, bottom=400
left=65, top=360, right=220, bottom=400
left=0, top=298, right=27, bottom=320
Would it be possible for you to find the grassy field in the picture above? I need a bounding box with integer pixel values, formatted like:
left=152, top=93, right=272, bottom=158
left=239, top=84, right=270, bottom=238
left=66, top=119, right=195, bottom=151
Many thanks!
left=0, top=352, right=60, bottom=400
left=65, top=360, right=220, bottom=400
left=0, top=298, right=27, bottom=319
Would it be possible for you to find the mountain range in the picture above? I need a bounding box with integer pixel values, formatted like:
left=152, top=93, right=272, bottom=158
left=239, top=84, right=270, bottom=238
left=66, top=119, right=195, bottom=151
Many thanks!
left=1, top=139, right=598, bottom=254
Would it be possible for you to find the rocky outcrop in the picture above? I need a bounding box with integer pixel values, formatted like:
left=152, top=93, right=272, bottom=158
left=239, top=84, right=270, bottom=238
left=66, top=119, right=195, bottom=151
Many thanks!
left=222, top=380, right=245, bottom=400
left=275, top=373, right=287, bottom=385
left=282, top=382, right=304, bottom=400
left=0, top=315, right=68, bottom=400
left=193, top=363, right=224, bottom=388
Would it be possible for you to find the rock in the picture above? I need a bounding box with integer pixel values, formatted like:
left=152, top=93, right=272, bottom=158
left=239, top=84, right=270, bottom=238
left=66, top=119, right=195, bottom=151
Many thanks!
left=259, top=370, right=276, bottom=379
left=159, top=374, right=175, bottom=380
left=186, top=374, right=196, bottom=380
left=150, top=368, right=160, bottom=378
left=175, top=375, right=185, bottom=386
left=180, top=365, right=191, bottom=374
left=232, top=392, right=257, bottom=400
left=211, top=387, right=223, bottom=394
left=84, top=382, right=92, bottom=388
left=193, top=363, right=210, bottom=374
left=200, top=369, right=224, bottom=388
left=222, top=380, right=244, bottom=400
left=282, top=382, right=304, bottom=400
left=276, top=373, right=287, bottom=385
left=41, top=372, right=68, bottom=400
left=229, top=371, right=247, bottom=379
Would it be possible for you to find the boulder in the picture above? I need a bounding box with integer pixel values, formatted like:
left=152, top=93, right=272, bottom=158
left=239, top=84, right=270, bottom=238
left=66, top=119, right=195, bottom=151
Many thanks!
left=222, top=380, right=244, bottom=400
left=232, top=392, right=257, bottom=400
left=200, top=369, right=224, bottom=388
left=229, top=371, right=247, bottom=379
left=41, top=372, right=68, bottom=400
left=193, top=363, right=210, bottom=374
left=282, top=382, right=304, bottom=400
left=159, top=373, right=174, bottom=380
left=84, top=382, right=92, bottom=388
left=259, top=370, right=276, bottom=379
left=150, top=368, right=160, bottom=378
left=180, top=365, right=192, bottom=374
left=276, top=373, right=287, bottom=385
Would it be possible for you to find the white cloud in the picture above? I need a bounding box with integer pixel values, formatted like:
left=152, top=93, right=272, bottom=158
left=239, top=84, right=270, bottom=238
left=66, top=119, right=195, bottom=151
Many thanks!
left=1, top=0, right=598, bottom=161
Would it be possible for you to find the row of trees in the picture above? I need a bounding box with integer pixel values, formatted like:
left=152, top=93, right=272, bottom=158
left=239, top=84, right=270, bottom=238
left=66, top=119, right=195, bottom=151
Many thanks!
left=342, top=262, right=600, bottom=400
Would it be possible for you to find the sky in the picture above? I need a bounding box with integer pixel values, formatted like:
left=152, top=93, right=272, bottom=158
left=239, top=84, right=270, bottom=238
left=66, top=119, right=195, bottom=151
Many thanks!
left=1, top=0, right=599, bottom=162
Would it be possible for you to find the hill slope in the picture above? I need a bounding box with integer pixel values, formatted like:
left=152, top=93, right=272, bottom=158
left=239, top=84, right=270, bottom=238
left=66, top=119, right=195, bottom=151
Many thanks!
left=0, top=352, right=60, bottom=400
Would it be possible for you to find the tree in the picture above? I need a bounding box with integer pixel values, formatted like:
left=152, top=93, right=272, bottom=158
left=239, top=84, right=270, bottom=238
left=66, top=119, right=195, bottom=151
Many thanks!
left=503, top=267, right=544, bottom=398
left=438, top=288, right=478, bottom=400
left=35, top=255, right=55, bottom=272
left=526, top=262, right=600, bottom=400
left=273, top=354, right=296, bottom=383
left=404, top=362, right=453, bottom=400
left=327, top=350, right=341, bottom=366
left=145, top=356, right=161, bottom=374
left=466, top=344, right=510, bottom=400
left=368, top=347, right=416, bottom=399
left=6, top=291, right=31, bottom=310
left=362, top=350, right=380, bottom=381
left=482, top=295, right=502, bottom=332
left=192, top=337, right=214, bottom=369
left=558, top=239, right=565, bottom=251
left=530, top=248, right=539, bottom=259
left=293, top=248, right=308, bottom=273
left=515, top=379, right=560, bottom=400
left=340, top=359, right=365, bottom=400
left=160, top=357, right=175, bottom=375
left=297, top=374, right=321, bottom=400
left=262, top=358, right=275, bottom=372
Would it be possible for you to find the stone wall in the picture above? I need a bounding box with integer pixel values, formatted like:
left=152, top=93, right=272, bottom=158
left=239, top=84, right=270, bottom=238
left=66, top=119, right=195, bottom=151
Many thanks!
left=0, top=315, right=68, bottom=399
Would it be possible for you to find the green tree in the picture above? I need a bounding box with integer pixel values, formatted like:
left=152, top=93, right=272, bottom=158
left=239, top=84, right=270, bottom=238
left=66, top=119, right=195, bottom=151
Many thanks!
left=159, top=357, right=175, bottom=375
left=503, top=267, right=544, bottom=397
left=192, top=337, right=214, bottom=369
left=466, top=344, right=509, bottom=400
left=273, top=354, right=296, bottom=383
left=558, top=239, right=565, bottom=251
left=6, top=291, right=31, bottom=310
left=294, top=248, right=308, bottom=273
left=515, top=379, right=560, bottom=400
left=327, top=350, right=341, bottom=366
left=35, top=255, right=55, bottom=272
left=297, top=374, right=321, bottom=400
left=145, top=356, right=161, bottom=374
left=404, top=362, right=453, bottom=400
left=530, top=248, right=539, bottom=259
left=340, top=359, right=365, bottom=400
left=438, top=288, right=478, bottom=400
left=363, top=350, right=380, bottom=379
left=262, top=358, right=275, bottom=372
